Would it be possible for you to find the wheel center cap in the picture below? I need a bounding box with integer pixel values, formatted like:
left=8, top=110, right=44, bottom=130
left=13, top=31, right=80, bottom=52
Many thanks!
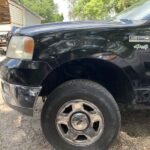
left=71, top=113, right=89, bottom=131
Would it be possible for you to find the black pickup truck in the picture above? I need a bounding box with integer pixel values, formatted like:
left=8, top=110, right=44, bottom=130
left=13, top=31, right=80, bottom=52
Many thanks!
left=1, top=0, right=150, bottom=150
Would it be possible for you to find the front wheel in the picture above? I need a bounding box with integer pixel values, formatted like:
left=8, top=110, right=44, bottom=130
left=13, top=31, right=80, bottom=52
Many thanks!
left=41, top=79, right=121, bottom=150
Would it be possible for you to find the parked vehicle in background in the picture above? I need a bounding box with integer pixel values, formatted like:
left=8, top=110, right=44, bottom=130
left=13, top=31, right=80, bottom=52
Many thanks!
left=0, top=33, right=6, bottom=44
left=1, top=0, right=150, bottom=150
left=0, top=32, right=7, bottom=52
left=0, top=0, right=42, bottom=54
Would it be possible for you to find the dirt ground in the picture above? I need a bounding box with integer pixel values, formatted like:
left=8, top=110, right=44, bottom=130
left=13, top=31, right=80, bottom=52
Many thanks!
left=0, top=93, right=150, bottom=150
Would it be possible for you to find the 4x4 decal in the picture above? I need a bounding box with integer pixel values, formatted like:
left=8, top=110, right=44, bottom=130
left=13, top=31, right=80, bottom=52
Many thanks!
left=134, top=44, right=149, bottom=50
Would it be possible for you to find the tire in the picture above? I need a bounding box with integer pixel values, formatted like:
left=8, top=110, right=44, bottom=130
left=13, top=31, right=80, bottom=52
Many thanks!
left=41, top=79, right=121, bottom=150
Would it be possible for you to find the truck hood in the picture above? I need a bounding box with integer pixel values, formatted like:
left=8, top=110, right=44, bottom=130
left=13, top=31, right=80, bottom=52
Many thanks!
left=15, top=20, right=148, bottom=36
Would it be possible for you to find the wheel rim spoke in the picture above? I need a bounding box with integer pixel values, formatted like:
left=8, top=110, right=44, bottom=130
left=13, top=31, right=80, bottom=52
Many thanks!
left=72, top=101, right=84, bottom=111
left=84, top=127, right=97, bottom=139
left=89, top=111, right=102, bottom=123
left=57, top=114, right=69, bottom=125
left=66, top=128, right=78, bottom=140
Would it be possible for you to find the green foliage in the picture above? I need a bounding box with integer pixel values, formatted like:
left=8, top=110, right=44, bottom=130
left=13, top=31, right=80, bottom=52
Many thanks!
left=69, top=0, right=139, bottom=20
left=19, top=0, right=63, bottom=23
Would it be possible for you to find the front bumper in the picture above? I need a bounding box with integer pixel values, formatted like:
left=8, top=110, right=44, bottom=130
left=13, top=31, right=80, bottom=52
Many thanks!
left=1, top=80, right=42, bottom=116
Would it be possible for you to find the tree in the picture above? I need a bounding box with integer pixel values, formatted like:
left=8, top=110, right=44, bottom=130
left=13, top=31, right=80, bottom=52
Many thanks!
left=19, top=0, right=63, bottom=23
left=69, top=0, right=139, bottom=20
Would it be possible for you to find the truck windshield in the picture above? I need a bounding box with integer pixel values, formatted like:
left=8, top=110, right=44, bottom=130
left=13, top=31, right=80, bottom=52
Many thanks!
left=114, top=0, right=150, bottom=21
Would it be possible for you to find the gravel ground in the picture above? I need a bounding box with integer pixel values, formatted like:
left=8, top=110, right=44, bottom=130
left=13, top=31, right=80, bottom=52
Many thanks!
left=0, top=93, right=150, bottom=150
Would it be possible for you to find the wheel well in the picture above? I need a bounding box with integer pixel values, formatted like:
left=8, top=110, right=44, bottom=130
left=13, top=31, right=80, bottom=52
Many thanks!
left=40, top=58, right=134, bottom=104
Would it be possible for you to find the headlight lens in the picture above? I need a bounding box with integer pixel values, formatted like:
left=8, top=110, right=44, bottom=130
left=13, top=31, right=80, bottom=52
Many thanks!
left=7, top=36, right=35, bottom=60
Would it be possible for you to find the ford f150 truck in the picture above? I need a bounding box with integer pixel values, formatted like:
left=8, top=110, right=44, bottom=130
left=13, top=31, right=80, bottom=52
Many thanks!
left=0, top=0, right=150, bottom=150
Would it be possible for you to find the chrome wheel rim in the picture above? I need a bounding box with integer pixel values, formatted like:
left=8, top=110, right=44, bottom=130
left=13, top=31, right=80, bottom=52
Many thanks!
left=56, top=100, right=104, bottom=146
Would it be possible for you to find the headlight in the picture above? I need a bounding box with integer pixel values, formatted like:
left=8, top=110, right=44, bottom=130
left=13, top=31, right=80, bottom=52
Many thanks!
left=7, top=36, right=35, bottom=60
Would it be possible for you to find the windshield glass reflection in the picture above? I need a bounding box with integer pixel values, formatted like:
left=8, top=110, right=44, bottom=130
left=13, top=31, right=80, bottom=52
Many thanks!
left=114, top=0, right=150, bottom=21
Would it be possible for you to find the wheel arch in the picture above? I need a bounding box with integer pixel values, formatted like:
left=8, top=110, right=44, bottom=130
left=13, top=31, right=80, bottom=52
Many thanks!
left=40, top=57, right=135, bottom=104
